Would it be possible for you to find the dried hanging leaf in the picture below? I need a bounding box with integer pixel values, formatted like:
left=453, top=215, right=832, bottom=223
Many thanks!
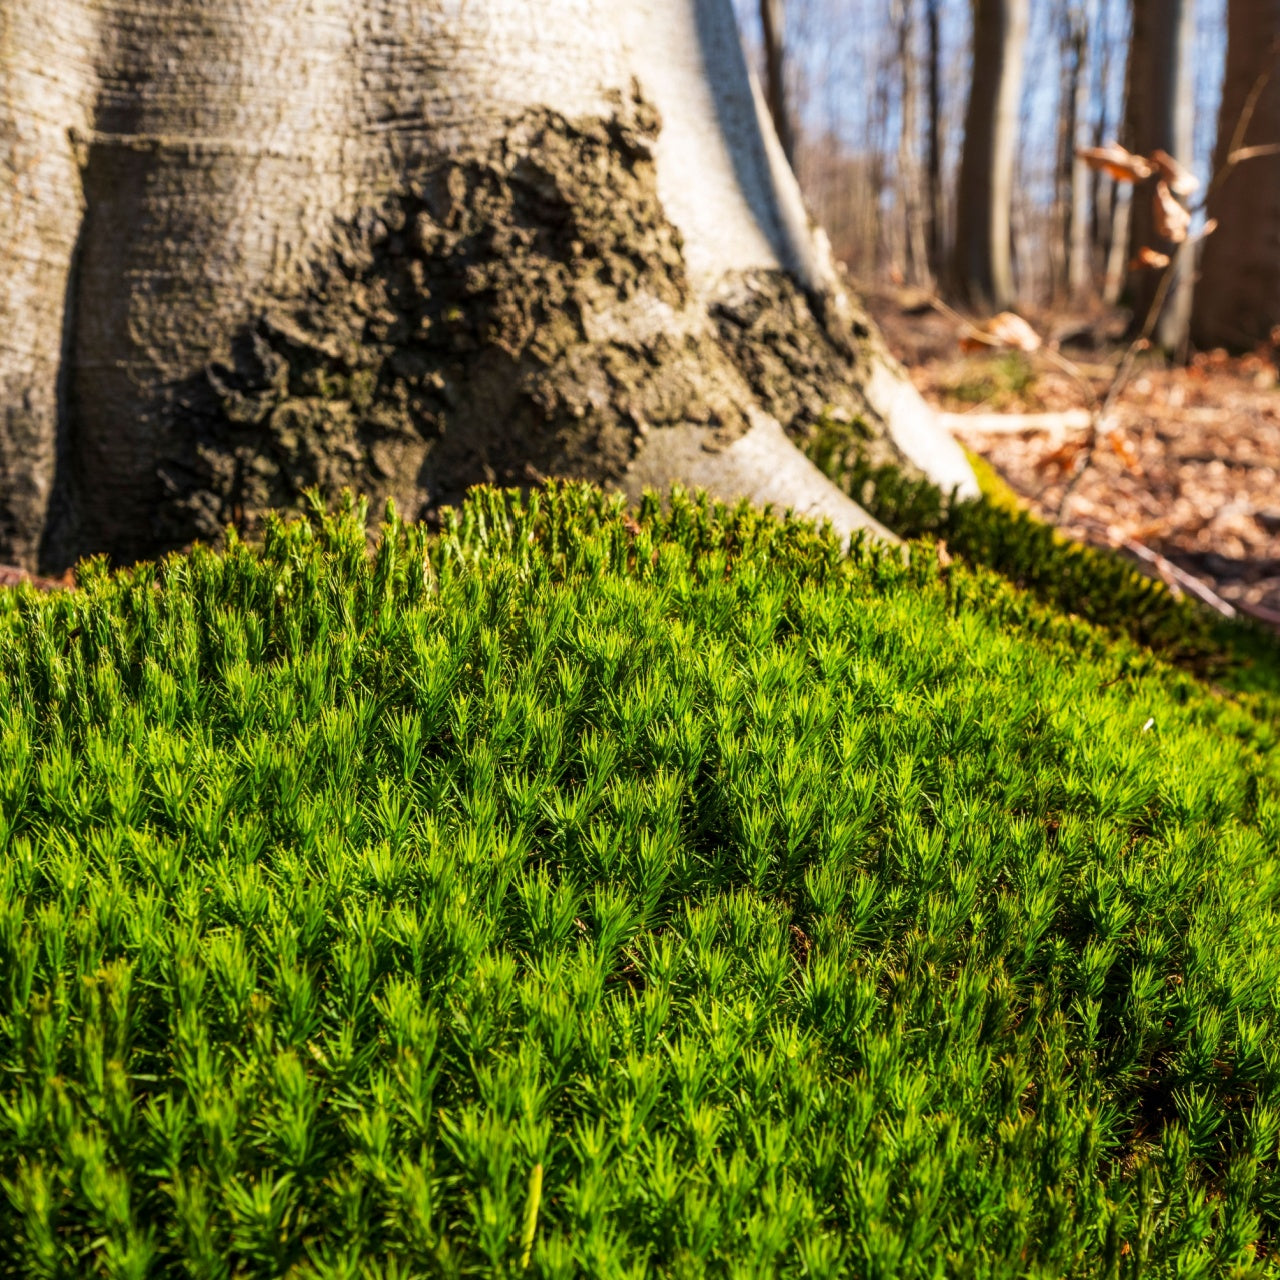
left=1130, top=246, right=1171, bottom=270
left=1152, top=181, right=1191, bottom=244
left=960, top=311, right=1042, bottom=354
left=1076, top=143, right=1153, bottom=183
left=1149, top=149, right=1200, bottom=196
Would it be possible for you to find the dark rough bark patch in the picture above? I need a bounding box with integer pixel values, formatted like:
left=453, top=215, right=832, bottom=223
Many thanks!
left=45, top=95, right=912, bottom=566
left=710, top=270, right=912, bottom=473
left=158, top=98, right=711, bottom=546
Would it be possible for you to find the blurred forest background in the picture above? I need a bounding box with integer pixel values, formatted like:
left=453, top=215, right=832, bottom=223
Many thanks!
left=731, top=0, right=1280, bottom=624
left=734, top=0, right=1253, bottom=331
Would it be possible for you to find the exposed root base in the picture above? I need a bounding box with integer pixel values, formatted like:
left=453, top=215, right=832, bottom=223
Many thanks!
left=623, top=413, right=896, bottom=546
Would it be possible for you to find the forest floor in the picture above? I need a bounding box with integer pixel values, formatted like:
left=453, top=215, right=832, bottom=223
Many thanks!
left=866, top=286, right=1280, bottom=628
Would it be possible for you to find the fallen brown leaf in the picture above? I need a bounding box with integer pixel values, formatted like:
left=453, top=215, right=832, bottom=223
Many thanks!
left=1107, top=428, right=1141, bottom=472
left=1036, top=438, right=1087, bottom=475
left=960, top=311, right=1041, bottom=354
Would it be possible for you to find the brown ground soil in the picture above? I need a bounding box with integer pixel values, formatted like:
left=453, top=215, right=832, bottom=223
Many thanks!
left=865, top=285, right=1280, bottom=627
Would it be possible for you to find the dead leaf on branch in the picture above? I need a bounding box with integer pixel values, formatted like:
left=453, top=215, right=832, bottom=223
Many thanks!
left=1153, top=181, right=1191, bottom=244
left=1076, top=143, right=1153, bottom=183
left=959, top=311, right=1042, bottom=354
left=1130, top=247, right=1171, bottom=270
left=1149, top=149, right=1200, bottom=196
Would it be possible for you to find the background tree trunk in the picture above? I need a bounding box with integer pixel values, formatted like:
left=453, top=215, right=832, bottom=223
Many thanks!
left=1122, top=0, right=1196, bottom=351
left=924, top=0, right=946, bottom=280
left=0, top=0, right=975, bottom=572
left=759, top=0, right=796, bottom=167
left=950, top=0, right=1030, bottom=310
left=1090, top=0, right=1123, bottom=300
left=1065, top=1, right=1094, bottom=301
left=894, top=0, right=932, bottom=287
left=1193, top=4, right=1280, bottom=351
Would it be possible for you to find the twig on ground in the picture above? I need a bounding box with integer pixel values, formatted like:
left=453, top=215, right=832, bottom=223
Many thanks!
left=941, top=410, right=1093, bottom=435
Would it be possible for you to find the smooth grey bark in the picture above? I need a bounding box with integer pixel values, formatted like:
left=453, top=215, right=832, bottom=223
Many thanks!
left=950, top=0, right=1029, bottom=310
left=1, top=0, right=975, bottom=571
left=1193, top=1, right=1280, bottom=351
left=1122, top=0, right=1196, bottom=350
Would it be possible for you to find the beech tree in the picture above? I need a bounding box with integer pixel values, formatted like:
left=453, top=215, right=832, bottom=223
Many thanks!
left=951, top=0, right=1030, bottom=310
left=0, top=0, right=975, bottom=574
left=1194, top=2, right=1280, bottom=351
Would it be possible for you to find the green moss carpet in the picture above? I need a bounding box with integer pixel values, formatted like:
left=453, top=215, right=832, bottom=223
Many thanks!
left=1, top=484, right=1279, bottom=1277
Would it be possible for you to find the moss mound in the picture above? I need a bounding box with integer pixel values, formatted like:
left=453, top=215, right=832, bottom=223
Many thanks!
left=2, top=485, right=1280, bottom=1277
left=806, top=424, right=1280, bottom=683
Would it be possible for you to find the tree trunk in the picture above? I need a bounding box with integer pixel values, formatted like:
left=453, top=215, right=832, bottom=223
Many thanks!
left=894, top=0, right=932, bottom=288
left=0, top=0, right=975, bottom=572
left=1089, top=0, right=1119, bottom=285
left=924, top=0, right=946, bottom=280
left=759, top=0, right=796, bottom=168
left=1103, top=184, right=1132, bottom=305
left=1066, top=2, right=1094, bottom=301
left=950, top=0, right=1030, bottom=311
left=1193, top=2, right=1280, bottom=351
left=1051, top=9, right=1075, bottom=301
left=1122, top=0, right=1196, bottom=351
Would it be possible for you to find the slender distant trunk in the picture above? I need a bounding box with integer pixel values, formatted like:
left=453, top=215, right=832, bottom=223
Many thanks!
left=924, top=0, right=946, bottom=279
left=1104, top=185, right=1133, bottom=305
left=951, top=0, right=1030, bottom=310
left=1067, top=2, right=1094, bottom=300
left=872, top=45, right=897, bottom=273
left=1123, top=0, right=1196, bottom=350
left=1101, top=2, right=1132, bottom=306
left=1052, top=12, right=1075, bottom=300
left=759, top=0, right=796, bottom=167
left=1089, top=0, right=1117, bottom=269
left=1193, top=3, right=1280, bottom=351
left=0, top=0, right=976, bottom=571
left=895, top=0, right=931, bottom=287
